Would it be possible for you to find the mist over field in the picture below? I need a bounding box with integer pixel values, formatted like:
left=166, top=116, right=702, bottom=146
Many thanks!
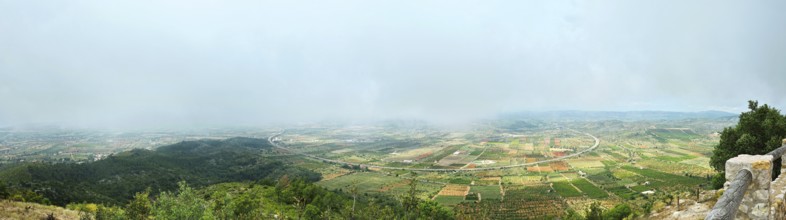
left=1, top=1, right=785, bottom=129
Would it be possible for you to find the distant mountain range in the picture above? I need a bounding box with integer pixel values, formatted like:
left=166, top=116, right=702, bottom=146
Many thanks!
left=500, top=110, right=737, bottom=121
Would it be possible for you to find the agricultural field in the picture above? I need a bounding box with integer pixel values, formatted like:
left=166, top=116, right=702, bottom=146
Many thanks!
left=552, top=181, right=582, bottom=197
left=317, top=172, right=442, bottom=200
left=277, top=117, right=733, bottom=218
left=571, top=179, right=608, bottom=199
left=469, top=185, right=502, bottom=200
left=434, top=195, right=466, bottom=207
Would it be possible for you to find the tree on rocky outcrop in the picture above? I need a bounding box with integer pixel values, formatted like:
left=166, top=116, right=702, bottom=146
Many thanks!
left=710, top=100, right=786, bottom=187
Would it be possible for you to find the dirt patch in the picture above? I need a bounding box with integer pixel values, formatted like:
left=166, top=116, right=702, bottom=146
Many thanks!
left=550, top=161, right=570, bottom=171
left=438, top=184, right=470, bottom=196
left=322, top=170, right=351, bottom=181
left=379, top=179, right=411, bottom=192
left=527, top=166, right=554, bottom=172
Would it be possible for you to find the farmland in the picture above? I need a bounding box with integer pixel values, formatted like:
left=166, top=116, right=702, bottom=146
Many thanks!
left=275, top=116, right=733, bottom=219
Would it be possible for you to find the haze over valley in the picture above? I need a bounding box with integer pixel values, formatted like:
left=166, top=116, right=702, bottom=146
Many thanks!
left=1, top=1, right=786, bottom=219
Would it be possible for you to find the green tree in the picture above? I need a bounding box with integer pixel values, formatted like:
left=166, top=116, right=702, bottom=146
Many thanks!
left=416, top=200, right=453, bottom=220
left=403, top=175, right=419, bottom=213
left=152, top=181, right=215, bottom=220
left=710, top=100, right=786, bottom=185
left=303, top=204, right=321, bottom=220
left=603, top=204, right=632, bottom=220
left=228, top=191, right=260, bottom=219
left=585, top=202, right=603, bottom=220
left=0, top=181, right=9, bottom=199
left=96, top=205, right=126, bottom=220
left=402, top=177, right=422, bottom=220
left=563, top=208, right=583, bottom=220
left=127, top=189, right=152, bottom=220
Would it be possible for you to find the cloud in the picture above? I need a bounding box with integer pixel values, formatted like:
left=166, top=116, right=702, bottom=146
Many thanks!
left=0, top=0, right=785, bottom=128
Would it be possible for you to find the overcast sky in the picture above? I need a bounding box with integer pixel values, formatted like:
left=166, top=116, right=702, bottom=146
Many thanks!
left=1, top=0, right=785, bottom=128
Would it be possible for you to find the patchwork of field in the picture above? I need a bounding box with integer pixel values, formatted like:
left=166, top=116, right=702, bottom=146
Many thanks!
left=287, top=120, right=728, bottom=218
left=317, top=172, right=442, bottom=200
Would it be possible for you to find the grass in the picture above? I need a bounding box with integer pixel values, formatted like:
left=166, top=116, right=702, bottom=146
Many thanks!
left=470, top=185, right=502, bottom=200
left=646, top=129, right=700, bottom=141
left=0, top=200, right=80, bottom=220
left=319, top=172, right=443, bottom=199
left=571, top=179, right=608, bottom=199
left=620, top=165, right=706, bottom=186
left=505, top=184, right=560, bottom=201
left=654, top=155, right=697, bottom=162
left=552, top=181, right=582, bottom=197
left=318, top=172, right=400, bottom=193
left=434, top=195, right=465, bottom=207
left=567, top=160, right=605, bottom=169
left=447, top=177, right=472, bottom=184
left=607, top=186, right=637, bottom=199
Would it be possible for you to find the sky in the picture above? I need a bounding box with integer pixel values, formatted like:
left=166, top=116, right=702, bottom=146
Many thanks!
left=1, top=0, right=785, bottom=128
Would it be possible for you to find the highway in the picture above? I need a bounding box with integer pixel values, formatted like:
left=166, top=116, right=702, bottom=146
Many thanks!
left=268, top=129, right=600, bottom=172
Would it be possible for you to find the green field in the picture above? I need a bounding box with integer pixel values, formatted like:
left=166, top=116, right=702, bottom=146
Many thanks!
left=552, top=181, right=582, bottom=197
left=571, top=179, right=608, bottom=199
left=620, top=165, right=705, bottom=186
left=318, top=172, right=399, bottom=191
left=470, top=185, right=502, bottom=200
left=608, top=186, right=638, bottom=199
left=434, top=195, right=466, bottom=207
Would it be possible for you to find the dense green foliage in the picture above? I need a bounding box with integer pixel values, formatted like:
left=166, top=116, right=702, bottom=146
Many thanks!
left=0, top=181, right=8, bottom=200
left=602, top=204, right=632, bottom=220
left=584, top=202, right=603, bottom=220
left=69, top=179, right=452, bottom=220
left=710, top=101, right=786, bottom=185
left=0, top=137, right=320, bottom=206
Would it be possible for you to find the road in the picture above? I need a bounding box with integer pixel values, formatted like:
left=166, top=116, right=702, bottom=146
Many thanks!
left=268, top=129, right=600, bottom=172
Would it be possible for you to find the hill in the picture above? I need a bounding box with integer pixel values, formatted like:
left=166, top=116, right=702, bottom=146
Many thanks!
left=0, top=137, right=320, bottom=206
left=0, top=200, right=80, bottom=220
left=502, top=110, right=736, bottom=121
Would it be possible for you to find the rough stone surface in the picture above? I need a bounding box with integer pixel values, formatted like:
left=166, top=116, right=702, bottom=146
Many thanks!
left=706, top=143, right=786, bottom=220
left=725, top=154, right=772, bottom=220
left=771, top=174, right=786, bottom=219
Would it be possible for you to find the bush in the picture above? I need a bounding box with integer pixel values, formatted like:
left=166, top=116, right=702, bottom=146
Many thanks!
left=0, top=182, right=8, bottom=199
left=603, top=204, right=632, bottom=220
left=711, top=173, right=725, bottom=189
left=152, top=182, right=215, bottom=220
left=710, top=101, right=786, bottom=178
left=126, top=189, right=151, bottom=220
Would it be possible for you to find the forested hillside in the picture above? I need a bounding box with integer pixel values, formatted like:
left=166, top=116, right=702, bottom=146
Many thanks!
left=0, top=137, right=320, bottom=206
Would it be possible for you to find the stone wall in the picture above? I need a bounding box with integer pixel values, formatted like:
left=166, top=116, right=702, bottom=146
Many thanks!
left=770, top=153, right=786, bottom=219
left=707, top=140, right=786, bottom=220
left=724, top=155, right=772, bottom=219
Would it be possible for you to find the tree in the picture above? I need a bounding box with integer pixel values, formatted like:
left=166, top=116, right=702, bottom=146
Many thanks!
left=127, top=189, right=152, bottom=220
left=152, top=181, right=215, bottom=220
left=403, top=175, right=419, bottom=213
left=416, top=200, right=453, bottom=220
left=585, top=202, right=603, bottom=220
left=350, top=179, right=359, bottom=217
left=0, top=181, right=9, bottom=199
left=229, top=191, right=260, bottom=219
left=563, top=208, right=583, bottom=220
left=603, top=204, right=632, bottom=220
left=710, top=100, right=786, bottom=185
left=303, top=204, right=321, bottom=220
left=96, top=205, right=126, bottom=220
